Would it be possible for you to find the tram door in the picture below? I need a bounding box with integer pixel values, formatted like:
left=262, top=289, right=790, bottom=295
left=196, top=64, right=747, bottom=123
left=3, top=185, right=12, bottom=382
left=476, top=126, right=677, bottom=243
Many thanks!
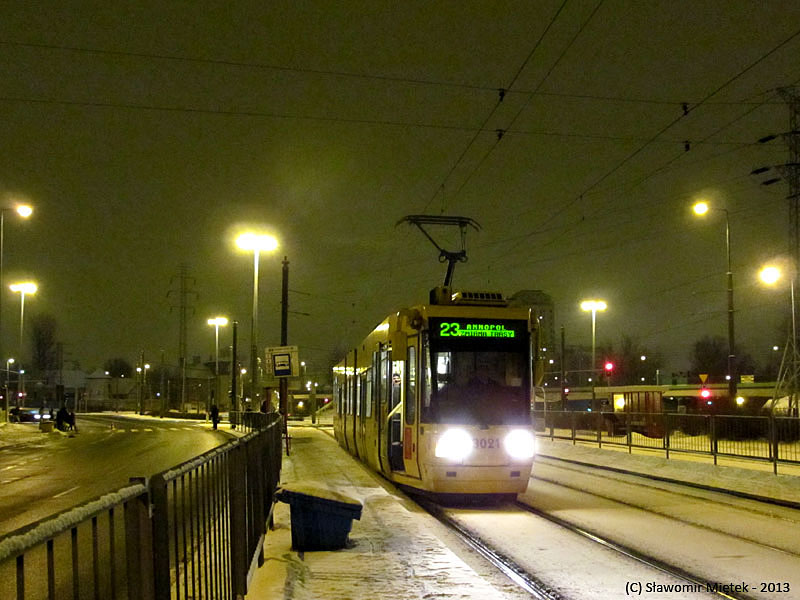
left=388, top=356, right=405, bottom=471
left=402, top=339, right=420, bottom=478
left=376, top=346, right=390, bottom=474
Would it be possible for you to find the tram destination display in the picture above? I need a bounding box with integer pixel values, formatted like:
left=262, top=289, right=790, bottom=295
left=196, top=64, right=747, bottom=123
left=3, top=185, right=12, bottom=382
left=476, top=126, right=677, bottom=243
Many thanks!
left=430, top=318, right=526, bottom=342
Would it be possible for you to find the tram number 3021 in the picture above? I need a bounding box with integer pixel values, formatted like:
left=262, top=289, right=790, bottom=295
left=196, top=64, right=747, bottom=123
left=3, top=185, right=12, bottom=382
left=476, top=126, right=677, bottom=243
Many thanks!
left=474, top=437, right=500, bottom=449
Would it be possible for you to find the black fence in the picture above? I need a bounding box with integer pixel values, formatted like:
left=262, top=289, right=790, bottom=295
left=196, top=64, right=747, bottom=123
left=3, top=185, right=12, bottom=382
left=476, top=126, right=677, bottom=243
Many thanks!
left=533, top=410, right=800, bottom=474
left=0, top=411, right=282, bottom=600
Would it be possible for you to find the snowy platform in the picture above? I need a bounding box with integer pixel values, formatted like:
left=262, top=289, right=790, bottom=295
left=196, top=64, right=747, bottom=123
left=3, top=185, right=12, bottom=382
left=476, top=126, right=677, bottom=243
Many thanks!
left=247, top=426, right=525, bottom=600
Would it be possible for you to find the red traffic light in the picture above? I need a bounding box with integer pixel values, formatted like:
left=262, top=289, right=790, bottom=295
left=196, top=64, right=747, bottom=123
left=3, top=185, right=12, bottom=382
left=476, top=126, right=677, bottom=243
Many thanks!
left=700, top=387, right=712, bottom=399
left=604, top=361, right=614, bottom=372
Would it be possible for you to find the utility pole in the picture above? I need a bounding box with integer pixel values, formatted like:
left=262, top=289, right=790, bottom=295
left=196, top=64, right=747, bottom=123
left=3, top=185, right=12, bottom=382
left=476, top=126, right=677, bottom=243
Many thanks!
left=167, top=264, right=197, bottom=414
left=231, top=320, right=238, bottom=418
left=280, top=257, right=289, bottom=449
left=780, top=87, right=800, bottom=417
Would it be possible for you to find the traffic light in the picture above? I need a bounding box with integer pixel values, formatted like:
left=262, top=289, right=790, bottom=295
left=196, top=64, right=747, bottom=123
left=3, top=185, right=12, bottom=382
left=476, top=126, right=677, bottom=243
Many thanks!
left=604, top=361, right=614, bottom=373
left=700, top=387, right=712, bottom=404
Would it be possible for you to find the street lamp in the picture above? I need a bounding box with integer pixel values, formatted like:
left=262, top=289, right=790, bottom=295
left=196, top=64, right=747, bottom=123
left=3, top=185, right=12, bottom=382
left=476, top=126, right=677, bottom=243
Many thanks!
left=236, top=232, right=278, bottom=404
left=10, top=281, right=36, bottom=404
left=207, top=316, right=229, bottom=414
left=0, top=204, right=33, bottom=375
left=693, top=200, right=736, bottom=401
left=580, top=299, right=606, bottom=412
left=759, top=263, right=798, bottom=415
left=580, top=299, right=607, bottom=380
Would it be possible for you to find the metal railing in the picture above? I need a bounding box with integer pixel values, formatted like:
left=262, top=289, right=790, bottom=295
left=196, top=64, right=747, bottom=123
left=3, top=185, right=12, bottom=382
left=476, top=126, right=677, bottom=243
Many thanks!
left=534, top=410, right=800, bottom=474
left=0, top=411, right=282, bottom=600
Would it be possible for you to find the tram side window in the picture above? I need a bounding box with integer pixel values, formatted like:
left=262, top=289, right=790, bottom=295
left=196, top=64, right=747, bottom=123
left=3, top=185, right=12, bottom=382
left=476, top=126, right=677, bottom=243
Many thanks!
left=380, top=350, right=390, bottom=406
left=405, top=345, right=416, bottom=424
left=364, top=368, right=373, bottom=418
left=334, top=375, right=342, bottom=415
left=347, top=373, right=354, bottom=415
left=421, top=334, right=432, bottom=421
left=356, top=372, right=362, bottom=416
left=391, top=361, right=403, bottom=409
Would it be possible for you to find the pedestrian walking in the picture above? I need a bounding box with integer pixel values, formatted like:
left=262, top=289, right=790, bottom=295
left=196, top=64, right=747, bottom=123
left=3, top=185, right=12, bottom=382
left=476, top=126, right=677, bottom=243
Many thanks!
left=210, top=404, right=219, bottom=430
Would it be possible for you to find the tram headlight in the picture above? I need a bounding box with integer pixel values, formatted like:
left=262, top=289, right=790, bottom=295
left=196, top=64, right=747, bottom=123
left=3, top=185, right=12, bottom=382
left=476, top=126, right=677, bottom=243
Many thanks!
left=503, top=429, right=535, bottom=460
left=434, top=428, right=473, bottom=460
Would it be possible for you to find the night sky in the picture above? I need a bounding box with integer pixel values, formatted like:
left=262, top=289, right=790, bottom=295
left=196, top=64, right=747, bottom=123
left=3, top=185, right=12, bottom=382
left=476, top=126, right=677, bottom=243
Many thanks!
left=0, top=2, right=798, bottom=379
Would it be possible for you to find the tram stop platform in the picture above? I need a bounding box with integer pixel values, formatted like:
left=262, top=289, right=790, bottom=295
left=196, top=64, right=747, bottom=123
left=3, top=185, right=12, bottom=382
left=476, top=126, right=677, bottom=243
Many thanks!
left=246, top=424, right=526, bottom=600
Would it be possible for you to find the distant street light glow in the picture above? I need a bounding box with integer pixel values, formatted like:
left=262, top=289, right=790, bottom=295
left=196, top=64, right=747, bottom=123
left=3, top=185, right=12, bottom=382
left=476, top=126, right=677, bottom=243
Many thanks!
left=692, top=201, right=709, bottom=216
left=759, top=265, right=781, bottom=285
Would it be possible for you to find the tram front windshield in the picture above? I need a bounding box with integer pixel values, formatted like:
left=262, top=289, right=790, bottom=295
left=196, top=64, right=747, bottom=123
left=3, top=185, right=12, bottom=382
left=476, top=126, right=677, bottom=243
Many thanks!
left=427, top=348, right=530, bottom=425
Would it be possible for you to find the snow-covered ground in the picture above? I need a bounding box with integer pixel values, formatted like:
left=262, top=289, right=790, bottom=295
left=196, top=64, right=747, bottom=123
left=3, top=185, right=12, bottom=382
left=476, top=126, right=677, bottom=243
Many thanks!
left=535, top=437, right=800, bottom=505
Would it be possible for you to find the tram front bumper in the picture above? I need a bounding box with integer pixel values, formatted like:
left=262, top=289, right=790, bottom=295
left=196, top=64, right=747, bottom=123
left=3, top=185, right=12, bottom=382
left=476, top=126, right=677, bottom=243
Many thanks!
left=424, top=463, right=533, bottom=494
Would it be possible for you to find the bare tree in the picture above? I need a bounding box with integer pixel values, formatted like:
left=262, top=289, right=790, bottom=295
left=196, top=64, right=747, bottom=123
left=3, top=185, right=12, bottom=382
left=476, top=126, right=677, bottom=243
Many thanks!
left=29, top=313, right=58, bottom=375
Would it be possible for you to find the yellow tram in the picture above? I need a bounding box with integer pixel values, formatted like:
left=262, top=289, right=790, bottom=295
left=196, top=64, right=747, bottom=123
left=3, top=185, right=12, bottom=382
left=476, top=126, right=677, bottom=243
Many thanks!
left=333, top=287, right=541, bottom=497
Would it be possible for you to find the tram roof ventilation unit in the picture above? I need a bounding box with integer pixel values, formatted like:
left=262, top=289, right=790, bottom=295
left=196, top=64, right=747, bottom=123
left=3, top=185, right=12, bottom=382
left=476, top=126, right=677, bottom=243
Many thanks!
left=429, top=286, right=508, bottom=306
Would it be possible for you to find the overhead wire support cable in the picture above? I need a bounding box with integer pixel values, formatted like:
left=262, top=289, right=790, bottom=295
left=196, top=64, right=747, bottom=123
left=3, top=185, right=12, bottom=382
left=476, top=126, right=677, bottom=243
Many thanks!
left=447, top=0, right=607, bottom=203
left=420, top=0, right=569, bottom=215
left=497, top=26, right=800, bottom=259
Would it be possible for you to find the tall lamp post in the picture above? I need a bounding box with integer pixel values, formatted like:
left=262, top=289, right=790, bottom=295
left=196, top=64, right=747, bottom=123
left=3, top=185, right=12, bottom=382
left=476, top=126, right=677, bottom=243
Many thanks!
left=235, top=232, right=278, bottom=405
left=760, top=264, right=799, bottom=416
left=0, top=204, right=33, bottom=388
left=580, top=299, right=606, bottom=410
left=693, top=201, right=736, bottom=402
left=10, top=281, right=36, bottom=406
left=207, top=316, right=228, bottom=414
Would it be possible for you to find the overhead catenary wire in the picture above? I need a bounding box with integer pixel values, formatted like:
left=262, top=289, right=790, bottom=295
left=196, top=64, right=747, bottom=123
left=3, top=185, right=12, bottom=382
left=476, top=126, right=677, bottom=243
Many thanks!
left=419, top=0, right=570, bottom=215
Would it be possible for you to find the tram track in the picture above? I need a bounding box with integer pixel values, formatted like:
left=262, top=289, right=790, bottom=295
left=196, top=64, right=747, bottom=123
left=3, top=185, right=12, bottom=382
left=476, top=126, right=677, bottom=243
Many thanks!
left=414, top=496, right=564, bottom=600
left=415, top=493, right=762, bottom=600
left=513, top=500, right=754, bottom=600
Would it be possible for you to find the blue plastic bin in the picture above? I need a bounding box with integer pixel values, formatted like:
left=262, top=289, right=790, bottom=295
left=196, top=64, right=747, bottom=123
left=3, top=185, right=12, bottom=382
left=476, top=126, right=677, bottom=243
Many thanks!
left=275, top=483, right=363, bottom=551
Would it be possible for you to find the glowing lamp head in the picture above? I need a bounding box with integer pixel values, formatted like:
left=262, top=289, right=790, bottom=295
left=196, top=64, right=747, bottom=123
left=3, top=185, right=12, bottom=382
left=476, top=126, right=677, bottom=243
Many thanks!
left=15, top=204, right=33, bottom=218
left=207, top=316, right=229, bottom=327
left=692, top=201, right=710, bottom=216
left=735, top=396, right=745, bottom=406
left=236, top=232, right=278, bottom=252
left=580, top=300, right=607, bottom=312
left=759, top=266, right=781, bottom=285
left=9, top=282, right=37, bottom=295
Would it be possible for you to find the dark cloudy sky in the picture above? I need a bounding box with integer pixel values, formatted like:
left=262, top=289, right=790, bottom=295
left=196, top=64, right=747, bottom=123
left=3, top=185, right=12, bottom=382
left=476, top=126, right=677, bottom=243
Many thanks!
left=0, top=1, right=798, bottom=378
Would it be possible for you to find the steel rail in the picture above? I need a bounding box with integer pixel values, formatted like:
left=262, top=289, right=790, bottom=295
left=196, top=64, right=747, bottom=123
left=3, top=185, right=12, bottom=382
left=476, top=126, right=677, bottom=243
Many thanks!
left=514, top=500, right=756, bottom=600
left=414, top=497, right=564, bottom=600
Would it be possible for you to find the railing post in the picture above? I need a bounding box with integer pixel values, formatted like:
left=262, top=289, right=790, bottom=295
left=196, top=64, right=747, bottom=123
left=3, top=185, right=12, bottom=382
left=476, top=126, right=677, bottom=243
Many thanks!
left=149, top=474, right=171, bottom=600
left=770, top=414, right=779, bottom=475
left=596, top=411, right=602, bottom=447
left=664, top=414, right=670, bottom=460
left=124, top=477, right=154, bottom=600
left=249, top=432, right=266, bottom=568
left=710, top=415, right=718, bottom=465
left=570, top=410, right=576, bottom=444
left=229, top=441, right=248, bottom=599
left=626, top=409, right=632, bottom=453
